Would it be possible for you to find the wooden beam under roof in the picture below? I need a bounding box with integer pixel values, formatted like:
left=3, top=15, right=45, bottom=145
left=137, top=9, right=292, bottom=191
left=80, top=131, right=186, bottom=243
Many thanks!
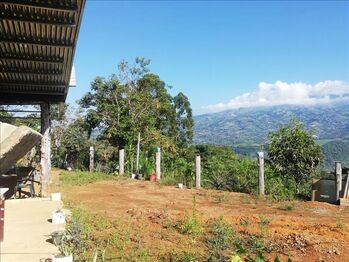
left=0, top=82, right=66, bottom=88
left=0, top=69, right=63, bottom=75
left=0, top=0, right=78, bottom=12
left=0, top=93, right=66, bottom=103
left=0, top=38, right=73, bottom=48
left=0, top=14, right=76, bottom=27
left=0, top=54, right=64, bottom=64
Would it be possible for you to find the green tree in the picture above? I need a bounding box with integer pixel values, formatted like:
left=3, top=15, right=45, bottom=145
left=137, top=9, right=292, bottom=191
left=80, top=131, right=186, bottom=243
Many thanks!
left=80, top=58, right=179, bottom=149
left=174, top=92, right=194, bottom=145
left=268, top=119, right=323, bottom=193
left=52, top=117, right=90, bottom=169
left=79, top=58, right=194, bottom=174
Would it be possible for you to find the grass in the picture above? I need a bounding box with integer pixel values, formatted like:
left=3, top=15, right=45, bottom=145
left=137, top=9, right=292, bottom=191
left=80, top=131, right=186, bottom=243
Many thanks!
left=258, top=214, right=271, bottom=236
left=180, top=196, right=202, bottom=236
left=240, top=218, right=251, bottom=227
left=206, top=216, right=235, bottom=260
left=277, top=203, right=296, bottom=211
left=213, top=193, right=230, bottom=203
left=64, top=203, right=136, bottom=261
left=336, top=215, right=345, bottom=229
left=60, top=170, right=119, bottom=186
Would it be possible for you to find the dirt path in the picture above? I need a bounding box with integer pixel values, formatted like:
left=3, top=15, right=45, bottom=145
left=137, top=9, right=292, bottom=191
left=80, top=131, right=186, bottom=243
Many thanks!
left=61, top=179, right=349, bottom=261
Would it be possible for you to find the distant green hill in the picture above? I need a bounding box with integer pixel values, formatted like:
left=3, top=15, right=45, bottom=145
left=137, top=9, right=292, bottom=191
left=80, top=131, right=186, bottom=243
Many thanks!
left=321, top=139, right=349, bottom=170
left=194, top=103, right=349, bottom=145
left=194, top=102, right=349, bottom=170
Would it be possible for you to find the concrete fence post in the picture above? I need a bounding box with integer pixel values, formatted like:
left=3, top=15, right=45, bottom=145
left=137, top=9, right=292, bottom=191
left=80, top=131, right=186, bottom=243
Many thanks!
left=195, top=155, right=201, bottom=188
left=257, top=152, right=265, bottom=196
left=119, top=149, right=125, bottom=175
left=335, top=161, right=342, bottom=200
left=156, top=148, right=161, bottom=181
left=89, top=146, right=94, bottom=172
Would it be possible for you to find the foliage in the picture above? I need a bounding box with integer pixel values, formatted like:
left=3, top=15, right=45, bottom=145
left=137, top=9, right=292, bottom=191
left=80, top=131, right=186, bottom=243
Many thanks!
left=206, top=216, right=235, bottom=261
left=268, top=119, right=323, bottom=194
left=167, top=250, right=199, bottom=262
left=173, top=92, right=194, bottom=145
left=264, top=166, right=296, bottom=201
left=49, top=57, right=194, bottom=174
left=180, top=196, right=201, bottom=236
left=139, top=152, right=155, bottom=178
left=52, top=117, right=90, bottom=170
left=321, top=139, right=349, bottom=170
left=51, top=217, right=89, bottom=258
left=64, top=205, right=125, bottom=261
left=196, top=145, right=259, bottom=194
left=258, top=214, right=271, bottom=236
left=79, top=57, right=194, bottom=167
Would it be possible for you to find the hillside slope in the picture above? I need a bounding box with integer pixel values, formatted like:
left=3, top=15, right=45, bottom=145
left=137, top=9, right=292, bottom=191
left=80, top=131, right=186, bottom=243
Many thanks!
left=194, top=102, right=349, bottom=145
left=322, top=140, right=349, bottom=169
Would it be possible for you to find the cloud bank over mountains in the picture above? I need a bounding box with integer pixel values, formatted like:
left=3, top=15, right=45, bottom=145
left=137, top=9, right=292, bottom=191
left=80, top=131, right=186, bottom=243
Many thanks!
left=203, top=80, right=349, bottom=113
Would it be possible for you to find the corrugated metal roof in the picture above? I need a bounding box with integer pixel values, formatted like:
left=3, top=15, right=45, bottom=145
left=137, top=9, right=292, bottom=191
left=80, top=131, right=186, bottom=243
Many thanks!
left=0, top=0, right=85, bottom=104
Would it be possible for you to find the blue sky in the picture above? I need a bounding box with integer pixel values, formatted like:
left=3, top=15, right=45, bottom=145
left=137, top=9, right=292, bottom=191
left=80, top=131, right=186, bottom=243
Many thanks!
left=68, top=0, right=349, bottom=115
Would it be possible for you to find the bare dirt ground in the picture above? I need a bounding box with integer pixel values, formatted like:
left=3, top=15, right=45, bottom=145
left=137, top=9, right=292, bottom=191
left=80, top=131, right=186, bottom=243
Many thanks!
left=58, top=177, right=349, bottom=261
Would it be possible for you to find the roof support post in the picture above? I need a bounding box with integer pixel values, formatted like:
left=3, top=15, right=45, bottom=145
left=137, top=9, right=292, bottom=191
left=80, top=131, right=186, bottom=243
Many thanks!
left=40, top=102, right=51, bottom=197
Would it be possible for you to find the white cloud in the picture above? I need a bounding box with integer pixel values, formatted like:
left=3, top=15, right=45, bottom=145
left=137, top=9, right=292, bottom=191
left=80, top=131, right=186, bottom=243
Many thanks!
left=203, top=80, right=349, bottom=113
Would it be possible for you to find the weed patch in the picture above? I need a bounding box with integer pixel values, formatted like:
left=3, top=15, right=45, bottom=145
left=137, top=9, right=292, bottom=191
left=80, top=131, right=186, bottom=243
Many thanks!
left=258, top=214, right=271, bottom=235
left=277, top=203, right=295, bottom=211
left=60, top=171, right=118, bottom=186
left=213, top=193, right=230, bottom=203
left=206, top=216, right=235, bottom=261
left=180, top=196, right=202, bottom=236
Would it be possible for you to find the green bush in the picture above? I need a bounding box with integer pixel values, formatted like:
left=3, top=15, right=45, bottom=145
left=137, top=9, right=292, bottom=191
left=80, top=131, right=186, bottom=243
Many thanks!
left=197, top=145, right=259, bottom=194
left=268, top=119, right=323, bottom=197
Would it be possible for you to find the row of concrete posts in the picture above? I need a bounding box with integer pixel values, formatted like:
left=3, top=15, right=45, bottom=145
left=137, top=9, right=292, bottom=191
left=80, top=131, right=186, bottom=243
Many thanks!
left=88, top=147, right=203, bottom=187
left=89, top=147, right=266, bottom=194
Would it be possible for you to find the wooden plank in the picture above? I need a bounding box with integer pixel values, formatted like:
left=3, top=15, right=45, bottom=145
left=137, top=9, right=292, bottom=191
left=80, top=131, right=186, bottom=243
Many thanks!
left=0, top=14, right=76, bottom=27
left=0, top=83, right=66, bottom=88
left=0, top=69, right=62, bottom=75
left=0, top=93, right=65, bottom=103
left=0, top=38, right=74, bottom=48
left=0, top=0, right=78, bottom=12
left=0, top=54, right=64, bottom=64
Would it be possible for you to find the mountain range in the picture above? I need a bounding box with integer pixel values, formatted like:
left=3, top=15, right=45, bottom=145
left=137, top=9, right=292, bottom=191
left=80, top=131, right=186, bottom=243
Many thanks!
left=194, top=102, right=349, bottom=170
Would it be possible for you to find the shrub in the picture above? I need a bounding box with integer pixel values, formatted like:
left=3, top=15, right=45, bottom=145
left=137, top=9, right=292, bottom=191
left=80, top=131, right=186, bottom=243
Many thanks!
left=268, top=119, right=323, bottom=196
